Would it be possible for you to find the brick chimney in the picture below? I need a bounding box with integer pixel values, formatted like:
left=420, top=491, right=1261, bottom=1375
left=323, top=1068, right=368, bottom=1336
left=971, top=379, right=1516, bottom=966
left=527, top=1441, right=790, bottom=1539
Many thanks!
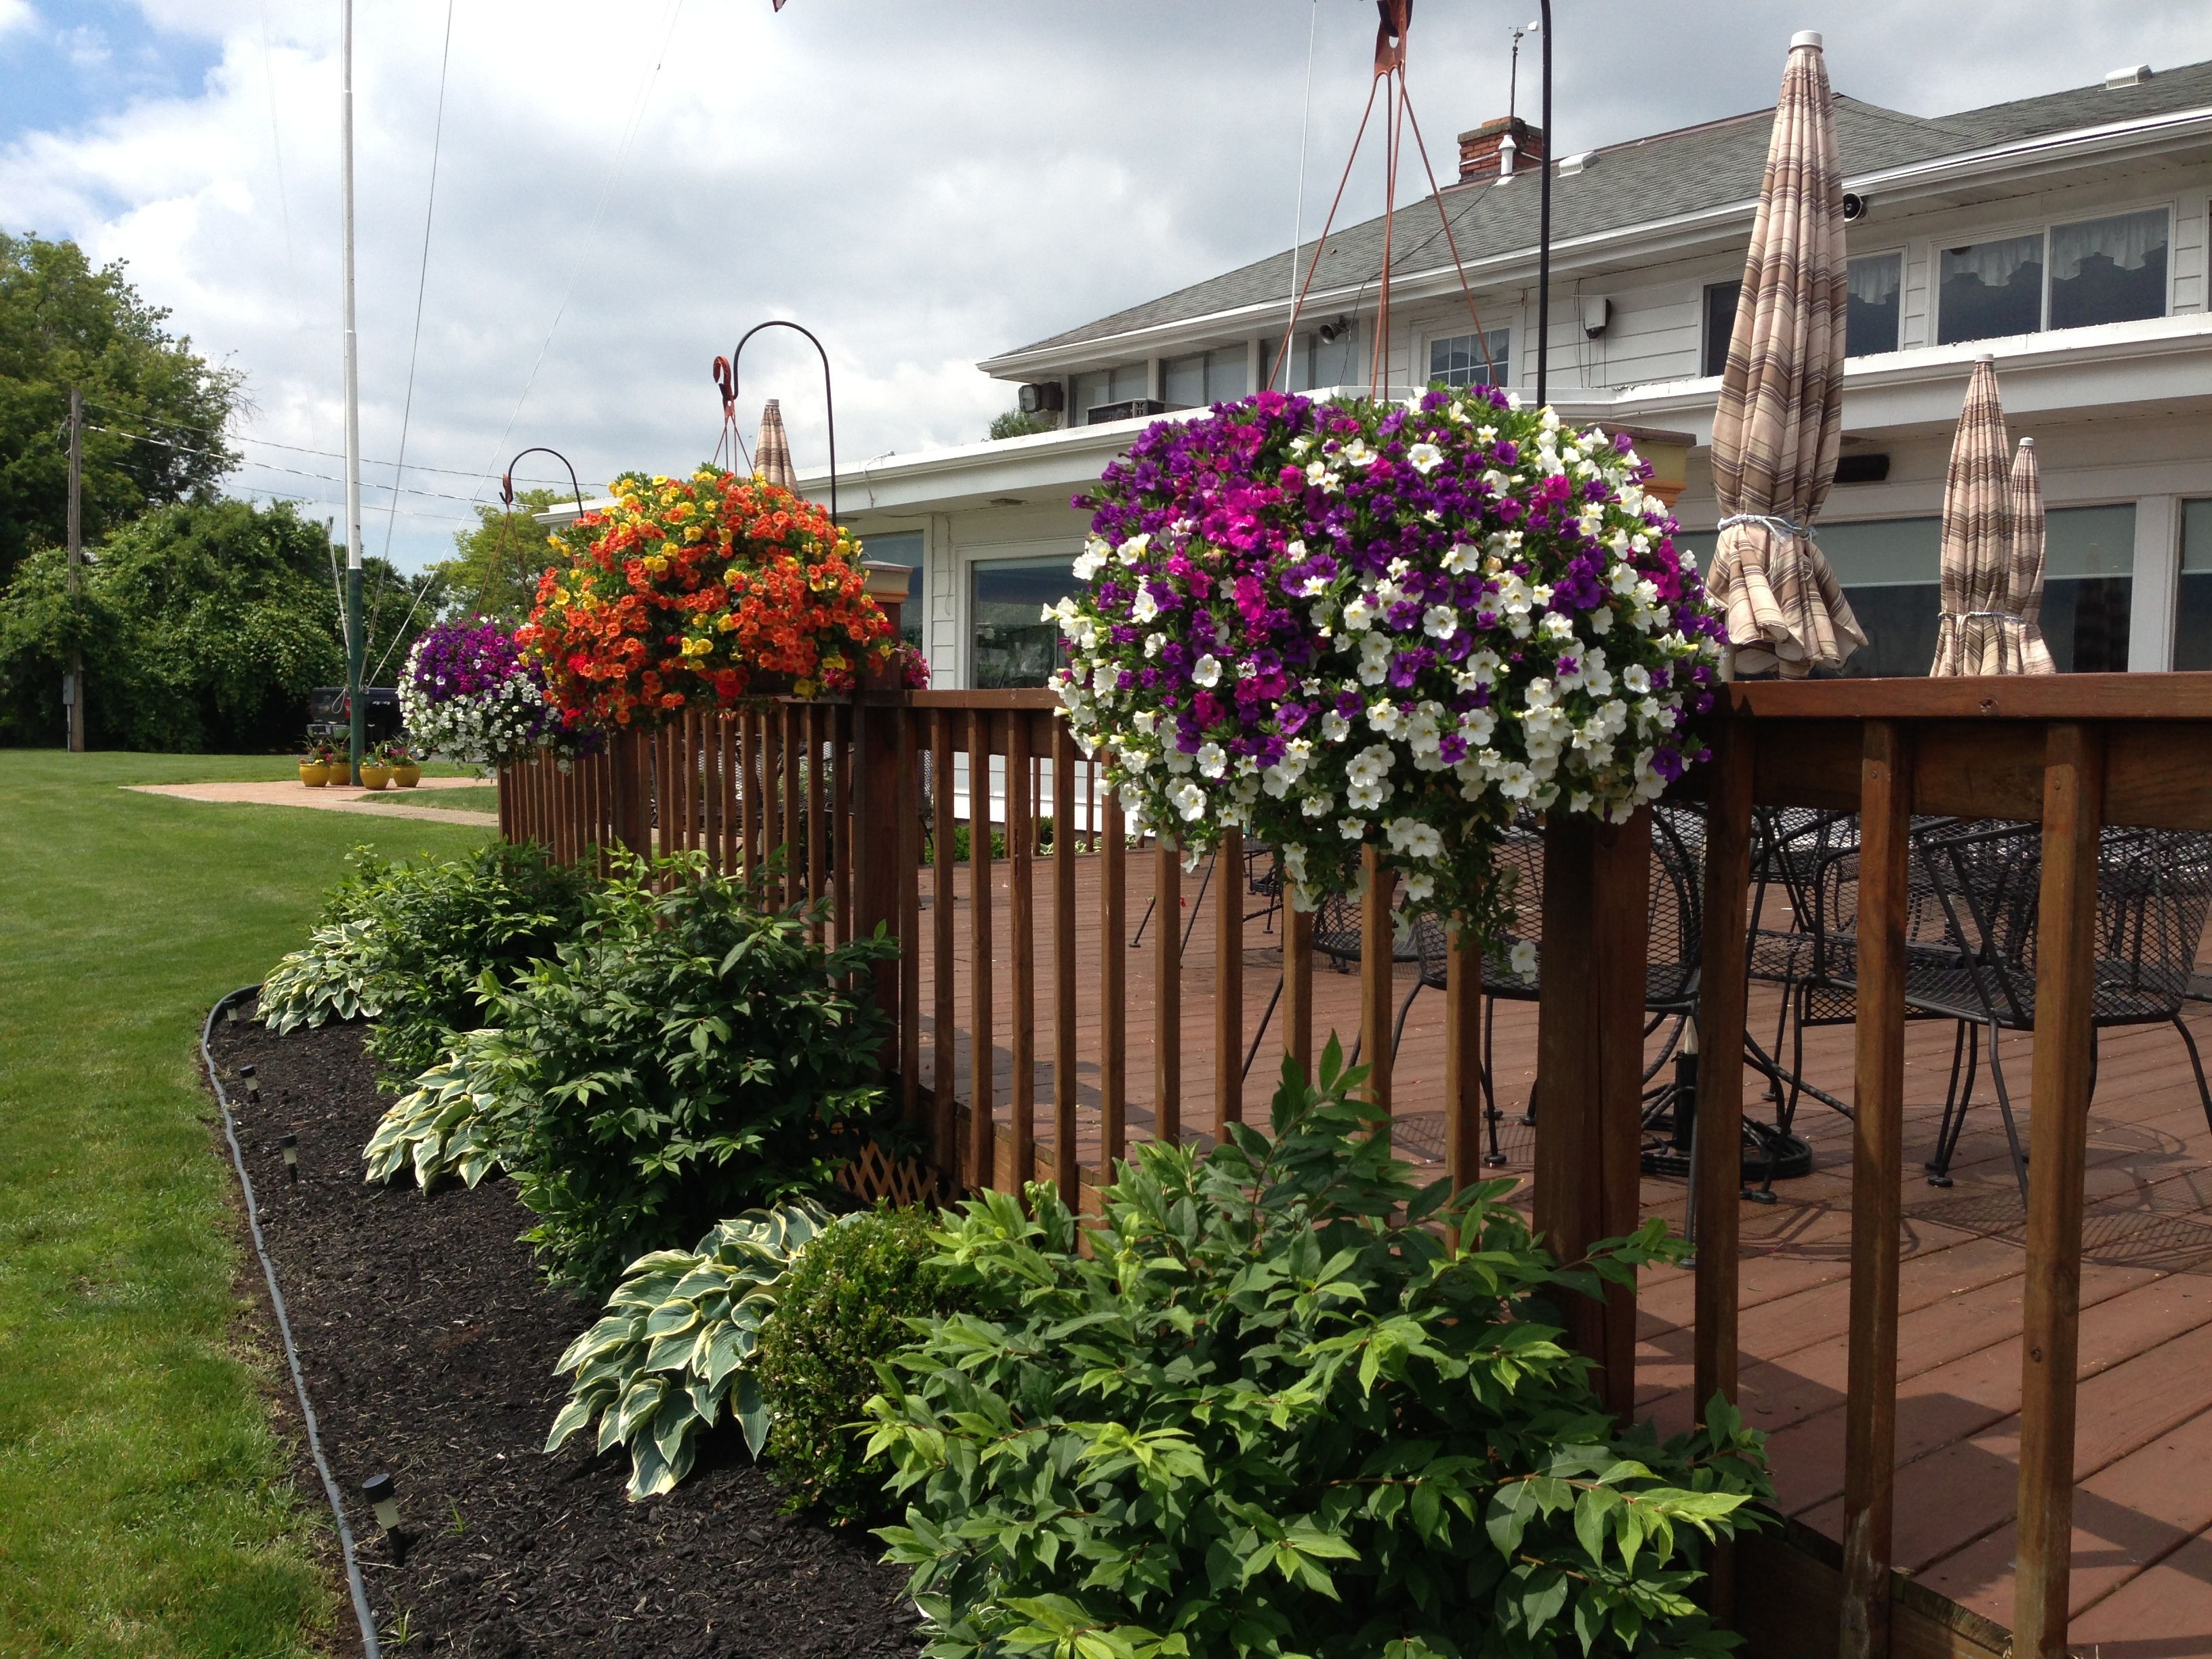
left=1457, top=117, right=1546, bottom=182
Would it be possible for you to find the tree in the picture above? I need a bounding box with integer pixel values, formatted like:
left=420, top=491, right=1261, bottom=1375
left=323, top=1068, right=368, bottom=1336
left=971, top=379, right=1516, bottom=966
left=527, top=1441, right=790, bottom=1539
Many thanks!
left=0, top=498, right=432, bottom=752
left=0, top=232, right=241, bottom=580
left=987, top=406, right=1054, bottom=441
left=428, top=487, right=577, bottom=623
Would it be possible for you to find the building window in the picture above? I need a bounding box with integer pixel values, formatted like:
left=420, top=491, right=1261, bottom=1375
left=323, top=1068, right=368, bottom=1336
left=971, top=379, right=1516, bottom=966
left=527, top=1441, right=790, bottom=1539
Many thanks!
left=1427, top=327, right=1511, bottom=388
left=1846, top=252, right=1902, bottom=356
left=2176, top=499, right=2212, bottom=671
left=1938, top=209, right=2170, bottom=346
left=1289, top=322, right=1364, bottom=392
left=1673, top=504, right=2133, bottom=676
left=1072, top=363, right=1151, bottom=419
left=1708, top=252, right=1904, bottom=372
left=862, top=529, right=924, bottom=651
left=2049, top=208, right=2169, bottom=331
left=971, top=556, right=1077, bottom=690
left=1162, top=344, right=1250, bottom=409
left=1702, top=281, right=1740, bottom=377
left=1937, top=233, right=2045, bottom=345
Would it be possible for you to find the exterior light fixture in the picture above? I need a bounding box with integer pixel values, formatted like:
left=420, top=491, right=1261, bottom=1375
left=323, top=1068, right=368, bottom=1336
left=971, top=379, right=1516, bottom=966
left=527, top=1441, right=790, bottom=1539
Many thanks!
left=225, top=1001, right=242, bottom=1025
left=362, top=1473, right=400, bottom=1532
left=279, top=1133, right=300, bottom=1182
left=239, top=1064, right=260, bottom=1102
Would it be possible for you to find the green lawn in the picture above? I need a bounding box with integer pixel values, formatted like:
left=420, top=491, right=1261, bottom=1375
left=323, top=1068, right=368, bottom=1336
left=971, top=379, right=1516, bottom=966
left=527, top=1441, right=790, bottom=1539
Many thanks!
left=0, top=751, right=492, bottom=1658
left=348, top=784, right=501, bottom=814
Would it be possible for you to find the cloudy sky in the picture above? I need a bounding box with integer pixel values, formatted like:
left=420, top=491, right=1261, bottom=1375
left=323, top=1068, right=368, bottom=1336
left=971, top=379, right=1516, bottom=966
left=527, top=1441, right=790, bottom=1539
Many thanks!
left=2, top=0, right=2206, bottom=573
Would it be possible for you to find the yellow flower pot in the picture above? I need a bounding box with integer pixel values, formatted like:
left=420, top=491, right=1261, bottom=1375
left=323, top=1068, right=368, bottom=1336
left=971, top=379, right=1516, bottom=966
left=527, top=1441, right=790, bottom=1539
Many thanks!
left=300, top=762, right=329, bottom=787
left=392, top=764, right=423, bottom=788
left=359, top=764, right=392, bottom=791
left=319, top=762, right=350, bottom=786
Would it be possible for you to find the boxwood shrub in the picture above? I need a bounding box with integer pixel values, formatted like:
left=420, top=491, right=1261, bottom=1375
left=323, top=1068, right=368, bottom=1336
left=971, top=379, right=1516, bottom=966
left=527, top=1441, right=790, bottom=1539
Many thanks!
left=867, top=1042, right=1771, bottom=1659
left=755, top=1204, right=964, bottom=1523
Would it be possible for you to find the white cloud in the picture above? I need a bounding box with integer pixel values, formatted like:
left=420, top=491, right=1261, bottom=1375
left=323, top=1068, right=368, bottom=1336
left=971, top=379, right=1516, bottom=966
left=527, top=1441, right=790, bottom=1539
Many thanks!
left=0, top=0, right=33, bottom=41
left=1, top=0, right=2205, bottom=572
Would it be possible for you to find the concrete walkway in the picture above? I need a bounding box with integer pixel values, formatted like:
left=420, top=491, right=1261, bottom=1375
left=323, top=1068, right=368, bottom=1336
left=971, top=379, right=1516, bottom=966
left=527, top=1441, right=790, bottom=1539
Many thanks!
left=124, top=775, right=499, bottom=829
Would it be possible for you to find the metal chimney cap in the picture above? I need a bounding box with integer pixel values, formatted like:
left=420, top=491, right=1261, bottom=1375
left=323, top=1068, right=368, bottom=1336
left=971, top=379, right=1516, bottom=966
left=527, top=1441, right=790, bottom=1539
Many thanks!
left=1791, top=30, right=1823, bottom=49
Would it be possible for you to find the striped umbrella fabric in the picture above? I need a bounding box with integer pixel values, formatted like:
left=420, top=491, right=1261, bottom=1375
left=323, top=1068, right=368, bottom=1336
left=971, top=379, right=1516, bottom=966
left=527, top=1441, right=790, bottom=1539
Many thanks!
left=2009, top=436, right=2057, bottom=675
left=1930, top=357, right=2034, bottom=676
left=1702, top=31, right=1866, bottom=680
left=754, top=398, right=797, bottom=491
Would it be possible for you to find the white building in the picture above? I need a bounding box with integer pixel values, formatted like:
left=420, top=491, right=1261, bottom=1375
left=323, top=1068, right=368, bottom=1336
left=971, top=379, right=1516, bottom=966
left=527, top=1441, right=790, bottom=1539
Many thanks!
left=816, top=52, right=2212, bottom=687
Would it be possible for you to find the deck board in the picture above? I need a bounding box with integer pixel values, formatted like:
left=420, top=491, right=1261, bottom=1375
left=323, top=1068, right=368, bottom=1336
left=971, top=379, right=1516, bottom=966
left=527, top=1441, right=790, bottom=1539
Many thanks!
left=905, top=846, right=2212, bottom=1650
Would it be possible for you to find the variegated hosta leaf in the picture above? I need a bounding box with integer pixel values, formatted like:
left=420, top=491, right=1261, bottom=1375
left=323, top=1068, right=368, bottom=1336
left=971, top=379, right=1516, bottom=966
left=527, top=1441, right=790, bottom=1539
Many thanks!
left=260, top=918, right=386, bottom=1035
left=546, top=1198, right=833, bottom=1500
left=361, top=1028, right=518, bottom=1191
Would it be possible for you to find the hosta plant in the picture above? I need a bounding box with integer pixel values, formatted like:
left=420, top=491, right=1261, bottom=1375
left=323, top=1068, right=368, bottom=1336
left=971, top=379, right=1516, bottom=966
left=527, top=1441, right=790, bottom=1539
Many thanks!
left=363, top=1026, right=518, bottom=1191
left=868, top=1042, right=1769, bottom=1659
left=259, top=916, right=385, bottom=1031
left=547, top=1201, right=833, bottom=1498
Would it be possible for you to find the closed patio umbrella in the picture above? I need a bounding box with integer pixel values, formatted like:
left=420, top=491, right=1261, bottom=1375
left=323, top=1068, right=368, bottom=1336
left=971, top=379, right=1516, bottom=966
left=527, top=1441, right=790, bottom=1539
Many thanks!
left=754, top=398, right=796, bottom=490
left=1703, top=31, right=1866, bottom=680
left=1930, top=357, right=2034, bottom=676
left=2009, top=436, right=2057, bottom=675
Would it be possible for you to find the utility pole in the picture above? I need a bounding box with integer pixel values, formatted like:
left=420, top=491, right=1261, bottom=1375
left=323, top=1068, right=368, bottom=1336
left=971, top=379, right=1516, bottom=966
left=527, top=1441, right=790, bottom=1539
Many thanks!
left=65, top=384, right=85, bottom=753
left=340, top=0, right=366, bottom=785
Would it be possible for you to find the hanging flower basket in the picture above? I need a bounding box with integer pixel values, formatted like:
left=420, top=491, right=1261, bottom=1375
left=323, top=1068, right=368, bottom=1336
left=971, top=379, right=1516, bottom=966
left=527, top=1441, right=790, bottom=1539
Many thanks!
left=1052, top=387, right=1726, bottom=939
left=401, top=618, right=567, bottom=766
left=516, top=468, right=897, bottom=730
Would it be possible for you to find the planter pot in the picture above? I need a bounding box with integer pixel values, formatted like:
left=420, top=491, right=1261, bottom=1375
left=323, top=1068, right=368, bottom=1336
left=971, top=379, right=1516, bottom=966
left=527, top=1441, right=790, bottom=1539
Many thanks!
left=392, top=765, right=423, bottom=788
left=359, top=765, right=392, bottom=790
left=300, top=763, right=329, bottom=788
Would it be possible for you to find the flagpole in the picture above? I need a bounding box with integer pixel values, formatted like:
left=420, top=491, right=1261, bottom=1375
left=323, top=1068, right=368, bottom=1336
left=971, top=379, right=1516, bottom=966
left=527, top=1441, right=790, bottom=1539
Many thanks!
left=340, top=0, right=366, bottom=783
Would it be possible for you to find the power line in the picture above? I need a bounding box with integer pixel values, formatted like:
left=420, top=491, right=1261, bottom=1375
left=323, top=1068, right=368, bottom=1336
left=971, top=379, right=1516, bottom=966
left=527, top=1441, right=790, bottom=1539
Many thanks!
left=379, top=0, right=456, bottom=567
left=85, top=422, right=509, bottom=508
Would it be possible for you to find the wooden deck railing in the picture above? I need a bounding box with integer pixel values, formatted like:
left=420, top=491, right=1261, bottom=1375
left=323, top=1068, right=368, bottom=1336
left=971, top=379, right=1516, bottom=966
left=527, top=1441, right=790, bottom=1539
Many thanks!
left=498, top=671, right=2212, bottom=1659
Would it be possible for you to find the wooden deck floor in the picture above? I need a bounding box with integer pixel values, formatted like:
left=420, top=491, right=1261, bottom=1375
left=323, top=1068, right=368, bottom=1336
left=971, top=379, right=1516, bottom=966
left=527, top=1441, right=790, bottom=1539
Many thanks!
left=911, top=846, right=2212, bottom=1656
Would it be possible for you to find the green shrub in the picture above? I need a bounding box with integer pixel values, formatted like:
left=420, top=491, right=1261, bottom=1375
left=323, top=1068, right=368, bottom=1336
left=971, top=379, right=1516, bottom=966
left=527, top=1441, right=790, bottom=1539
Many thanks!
left=362, top=1027, right=516, bottom=1191
left=548, top=1202, right=831, bottom=1498
left=261, top=842, right=592, bottom=1081
left=488, top=853, right=896, bottom=1296
left=867, top=1042, right=1770, bottom=1659
left=756, top=1204, right=963, bottom=1523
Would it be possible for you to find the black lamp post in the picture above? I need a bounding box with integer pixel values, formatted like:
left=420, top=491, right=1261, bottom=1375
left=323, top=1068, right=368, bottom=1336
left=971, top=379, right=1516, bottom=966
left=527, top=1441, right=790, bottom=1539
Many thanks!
left=715, top=322, right=839, bottom=522
left=501, top=447, right=587, bottom=519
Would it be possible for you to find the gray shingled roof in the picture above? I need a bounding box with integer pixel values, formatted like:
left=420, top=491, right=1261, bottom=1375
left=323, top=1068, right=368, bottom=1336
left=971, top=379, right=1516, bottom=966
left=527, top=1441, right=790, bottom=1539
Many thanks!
left=998, top=58, right=2212, bottom=361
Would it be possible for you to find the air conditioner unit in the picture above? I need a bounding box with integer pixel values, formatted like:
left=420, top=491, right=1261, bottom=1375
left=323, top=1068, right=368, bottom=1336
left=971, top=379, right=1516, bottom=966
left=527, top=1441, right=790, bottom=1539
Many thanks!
left=1017, top=381, right=1065, bottom=415
left=1086, top=398, right=1167, bottom=426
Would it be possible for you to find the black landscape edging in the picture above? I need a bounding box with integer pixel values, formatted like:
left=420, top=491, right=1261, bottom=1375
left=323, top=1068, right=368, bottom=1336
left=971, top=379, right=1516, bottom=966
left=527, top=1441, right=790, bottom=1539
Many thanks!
left=205, top=1011, right=924, bottom=1659
left=203, top=987, right=384, bottom=1659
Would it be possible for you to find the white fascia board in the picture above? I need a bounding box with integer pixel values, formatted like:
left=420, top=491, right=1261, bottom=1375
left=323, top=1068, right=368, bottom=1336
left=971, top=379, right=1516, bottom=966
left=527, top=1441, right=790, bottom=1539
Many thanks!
left=978, top=104, right=2212, bottom=381
left=533, top=497, right=621, bottom=528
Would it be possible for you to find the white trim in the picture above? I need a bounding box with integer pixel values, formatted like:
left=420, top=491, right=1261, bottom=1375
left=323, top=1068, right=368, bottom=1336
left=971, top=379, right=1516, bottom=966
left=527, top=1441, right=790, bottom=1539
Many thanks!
left=2131, top=494, right=2182, bottom=671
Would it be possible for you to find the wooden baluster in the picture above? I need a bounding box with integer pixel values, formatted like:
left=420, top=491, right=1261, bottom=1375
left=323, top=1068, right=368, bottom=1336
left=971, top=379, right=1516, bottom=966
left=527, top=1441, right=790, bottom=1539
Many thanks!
left=678, top=708, right=697, bottom=854
left=1840, top=722, right=1912, bottom=1659
left=1101, top=782, right=1128, bottom=1171
left=1693, top=719, right=1755, bottom=1629
left=1216, top=825, right=1245, bottom=1136
left=1443, top=921, right=1482, bottom=1212
left=968, top=712, right=996, bottom=1191
left=764, top=709, right=785, bottom=903
left=898, top=708, right=922, bottom=1127
left=497, top=762, right=512, bottom=842
left=1155, top=838, right=1181, bottom=1147
left=851, top=694, right=904, bottom=1073
left=1053, top=724, right=1080, bottom=1205
left=782, top=705, right=802, bottom=914
left=1285, top=902, right=1315, bottom=1080
left=736, top=712, right=756, bottom=881
left=612, top=729, right=649, bottom=863
left=835, top=705, right=854, bottom=945
left=2013, top=722, right=2106, bottom=1659
left=1534, top=811, right=1651, bottom=1423
left=1360, top=844, right=1395, bottom=1113
left=932, top=711, right=958, bottom=1183
left=1008, top=712, right=1036, bottom=1191
left=653, top=724, right=674, bottom=864
left=807, top=703, right=827, bottom=939
left=718, top=714, right=738, bottom=876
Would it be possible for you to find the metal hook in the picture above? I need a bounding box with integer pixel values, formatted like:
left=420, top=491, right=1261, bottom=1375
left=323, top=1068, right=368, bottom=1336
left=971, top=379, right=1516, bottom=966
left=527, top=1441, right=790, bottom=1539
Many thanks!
left=717, top=321, right=838, bottom=523
left=501, top=447, right=588, bottom=520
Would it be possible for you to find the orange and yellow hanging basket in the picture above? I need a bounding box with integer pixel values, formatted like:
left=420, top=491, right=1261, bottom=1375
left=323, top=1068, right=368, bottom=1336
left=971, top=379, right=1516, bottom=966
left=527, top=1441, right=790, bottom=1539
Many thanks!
left=516, top=467, right=895, bottom=729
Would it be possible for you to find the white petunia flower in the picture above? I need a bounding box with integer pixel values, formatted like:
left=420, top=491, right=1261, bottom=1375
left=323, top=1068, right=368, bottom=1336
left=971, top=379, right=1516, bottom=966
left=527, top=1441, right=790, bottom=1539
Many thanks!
left=1197, top=741, right=1227, bottom=779
left=1406, top=442, right=1443, bottom=474
left=1171, top=780, right=1206, bottom=822
left=1422, top=605, right=1457, bottom=640
left=1509, top=939, right=1538, bottom=977
left=1130, top=586, right=1160, bottom=623
left=1191, top=653, right=1221, bottom=688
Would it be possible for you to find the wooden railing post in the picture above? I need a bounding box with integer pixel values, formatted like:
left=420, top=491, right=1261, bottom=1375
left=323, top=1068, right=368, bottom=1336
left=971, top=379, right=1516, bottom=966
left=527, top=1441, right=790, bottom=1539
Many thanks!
left=1360, top=845, right=1395, bottom=1113
left=1442, top=922, right=1482, bottom=1208
left=2013, top=722, right=2106, bottom=1659
left=1695, top=716, right=1754, bottom=1421
left=850, top=691, right=906, bottom=1072
left=967, top=711, right=996, bottom=1191
left=930, top=712, right=957, bottom=1182
left=611, top=728, right=653, bottom=862
left=1009, top=712, right=1038, bottom=1189
left=1534, top=808, right=1651, bottom=1421
left=1216, top=825, right=1245, bottom=1138
left=1841, top=720, right=1912, bottom=1659
left=1155, top=840, right=1182, bottom=1146
left=1052, top=724, right=1080, bottom=1205
left=1285, top=904, right=1315, bottom=1081
left=1101, top=783, right=1128, bottom=1172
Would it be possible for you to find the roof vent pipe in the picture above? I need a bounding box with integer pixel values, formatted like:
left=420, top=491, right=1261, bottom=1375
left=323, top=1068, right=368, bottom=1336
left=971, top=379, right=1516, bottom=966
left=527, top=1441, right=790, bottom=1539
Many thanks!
left=1498, top=131, right=1517, bottom=179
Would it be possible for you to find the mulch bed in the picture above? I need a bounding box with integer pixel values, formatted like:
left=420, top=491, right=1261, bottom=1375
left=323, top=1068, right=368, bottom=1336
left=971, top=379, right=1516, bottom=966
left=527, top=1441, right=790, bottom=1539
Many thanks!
left=207, top=1012, right=926, bottom=1659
